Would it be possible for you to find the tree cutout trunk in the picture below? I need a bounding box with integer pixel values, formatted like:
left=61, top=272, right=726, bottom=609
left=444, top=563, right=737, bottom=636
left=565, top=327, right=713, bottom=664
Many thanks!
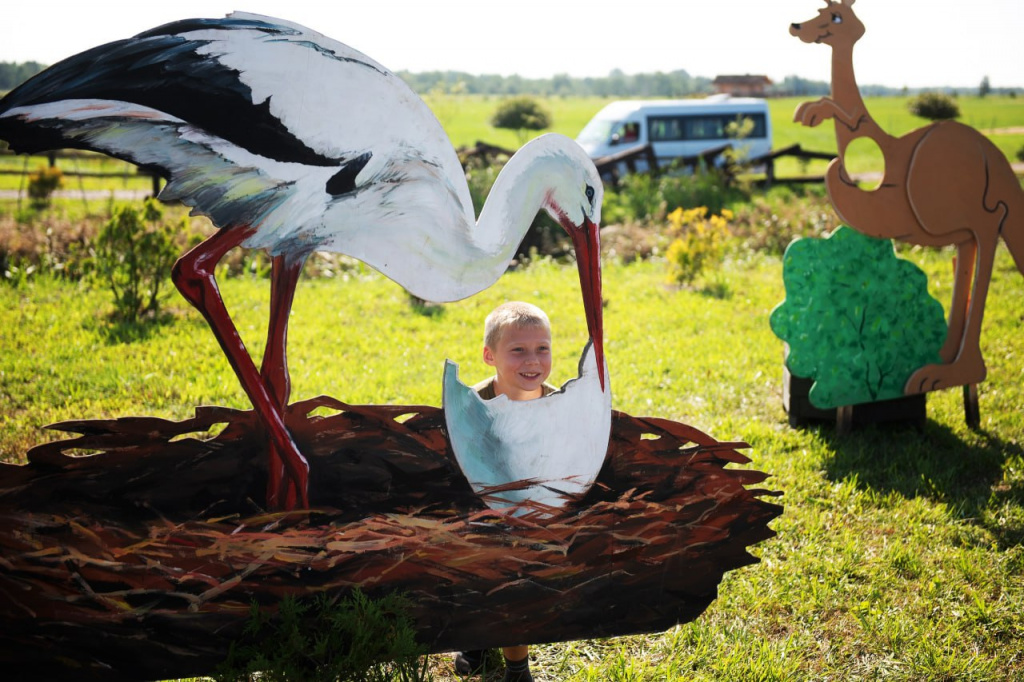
left=0, top=396, right=781, bottom=681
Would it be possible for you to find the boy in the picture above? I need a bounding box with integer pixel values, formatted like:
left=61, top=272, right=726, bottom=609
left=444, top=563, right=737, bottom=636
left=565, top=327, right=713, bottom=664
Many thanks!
left=472, top=301, right=556, bottom=402
left=455, top=301, right=549, bottom=681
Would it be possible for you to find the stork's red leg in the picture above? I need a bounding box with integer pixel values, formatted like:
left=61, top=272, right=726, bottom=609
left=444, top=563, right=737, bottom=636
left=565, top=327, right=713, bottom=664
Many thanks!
left=261, top=252, right=307, bottom=510
left=172, top=228, right=310, bottom=510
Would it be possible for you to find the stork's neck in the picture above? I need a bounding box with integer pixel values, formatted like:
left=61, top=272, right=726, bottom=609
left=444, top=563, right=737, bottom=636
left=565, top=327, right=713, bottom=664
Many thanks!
left=366, top=141, right=566, bottom=304
left=471, top=146, right=557, bottom=275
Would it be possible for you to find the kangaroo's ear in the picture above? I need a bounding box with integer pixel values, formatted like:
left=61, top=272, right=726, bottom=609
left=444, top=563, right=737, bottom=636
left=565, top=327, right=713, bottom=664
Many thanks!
left=842, top=0, right=856, bottom=7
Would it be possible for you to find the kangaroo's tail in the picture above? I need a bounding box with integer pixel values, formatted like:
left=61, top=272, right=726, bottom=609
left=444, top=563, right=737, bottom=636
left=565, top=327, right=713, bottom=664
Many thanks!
left=998, top=182, right=1024, bottom=275
left=986, top=143, right=1024, bottom=275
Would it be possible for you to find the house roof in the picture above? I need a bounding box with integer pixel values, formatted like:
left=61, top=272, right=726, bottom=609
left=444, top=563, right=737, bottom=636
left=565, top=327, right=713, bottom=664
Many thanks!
left=713, top=74, right=774, bottom=85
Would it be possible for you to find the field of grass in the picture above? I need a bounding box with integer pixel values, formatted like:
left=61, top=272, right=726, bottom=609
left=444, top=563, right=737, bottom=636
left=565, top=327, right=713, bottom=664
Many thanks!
left=424, top=93, right=1024, bottom=181
left=1, top=232, right=1022, bottom=679
left=427, top=93, right=1024, bottom=176
left=768, top=96, right=1024, bottom=179
left=4, top=94, right=1022, bottom=194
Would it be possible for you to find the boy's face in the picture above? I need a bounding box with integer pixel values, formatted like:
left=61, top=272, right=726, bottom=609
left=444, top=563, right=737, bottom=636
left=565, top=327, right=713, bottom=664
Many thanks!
left=483, top=324, right=552, bottom=400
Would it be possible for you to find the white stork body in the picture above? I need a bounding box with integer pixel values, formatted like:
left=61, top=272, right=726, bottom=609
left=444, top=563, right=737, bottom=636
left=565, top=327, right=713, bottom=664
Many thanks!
left=0, top=13, right=606, bottom=511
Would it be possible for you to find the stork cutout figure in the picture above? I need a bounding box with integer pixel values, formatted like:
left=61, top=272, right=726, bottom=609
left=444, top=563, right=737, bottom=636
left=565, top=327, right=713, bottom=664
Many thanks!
left=790, top=0, right=1024, bottom=396
left=0, top=15, right=786, bottom=676
left=0, top=13, right=609, bottom=512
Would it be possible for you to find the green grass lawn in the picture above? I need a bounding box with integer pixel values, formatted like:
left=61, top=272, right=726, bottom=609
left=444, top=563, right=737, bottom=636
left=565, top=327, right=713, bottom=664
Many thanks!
left=1, top=242, right=1022, bottom=680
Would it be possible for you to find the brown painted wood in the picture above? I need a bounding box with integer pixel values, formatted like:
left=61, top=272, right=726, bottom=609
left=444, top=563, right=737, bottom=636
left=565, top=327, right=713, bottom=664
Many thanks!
left=0, top=396, right=780, bottom=681
left=791, top=0, right=1024, bottom=395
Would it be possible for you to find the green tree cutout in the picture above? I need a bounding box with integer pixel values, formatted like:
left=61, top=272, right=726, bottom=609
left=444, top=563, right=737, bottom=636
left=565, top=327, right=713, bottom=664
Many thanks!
left=770, top=227, right=947, bottom=409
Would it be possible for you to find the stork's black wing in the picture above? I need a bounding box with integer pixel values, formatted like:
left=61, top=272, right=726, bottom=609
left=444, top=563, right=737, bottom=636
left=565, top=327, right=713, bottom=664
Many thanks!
left=0, top=16, right=337, bottom=167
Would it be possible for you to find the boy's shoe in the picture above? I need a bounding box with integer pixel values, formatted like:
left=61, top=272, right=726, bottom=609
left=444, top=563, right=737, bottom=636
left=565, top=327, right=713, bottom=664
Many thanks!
left=454, top=649, right=491, bottom=675
left=502, top=654, right=534, bottom=682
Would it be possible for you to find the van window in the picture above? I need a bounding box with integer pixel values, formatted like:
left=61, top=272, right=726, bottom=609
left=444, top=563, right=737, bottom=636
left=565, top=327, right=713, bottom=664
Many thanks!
left=619, top=122, right=640, bottom=143
left=576, top=118, right=616, bottom=145
left=648, top=113, right=767, bottom=142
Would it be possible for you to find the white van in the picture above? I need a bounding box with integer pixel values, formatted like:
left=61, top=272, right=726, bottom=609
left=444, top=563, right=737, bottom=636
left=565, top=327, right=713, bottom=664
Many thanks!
left=575, top=95, right=772, bottom=172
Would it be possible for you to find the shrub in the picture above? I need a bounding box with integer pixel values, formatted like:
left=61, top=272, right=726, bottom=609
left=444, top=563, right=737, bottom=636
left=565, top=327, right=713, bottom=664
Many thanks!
left=27, top=165, right=63, bottom=208
left=603, top=168, right=746, bottom=225
left=659, top=167, right=742, bottom=217
left=1, top=211, right=99, bottom=285
left=602, top=173, right=665, bottom=224
left=730, top=185, right=839, bottom=255
left=664, top=206, right=732, bottom=286
left=215, top=590, right=431, bottom=682
left=770, top=226, right=947, bottom=408
left=907, top=92, right=960, bottom=121
left=94, top=198, right=186, bottom=322
left=490, top=96, right=552, bottom=143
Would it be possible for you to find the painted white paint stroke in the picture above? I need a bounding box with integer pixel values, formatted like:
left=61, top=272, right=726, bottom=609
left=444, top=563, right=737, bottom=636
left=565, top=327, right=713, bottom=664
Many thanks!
left=443, top=340, right=612, bottom=516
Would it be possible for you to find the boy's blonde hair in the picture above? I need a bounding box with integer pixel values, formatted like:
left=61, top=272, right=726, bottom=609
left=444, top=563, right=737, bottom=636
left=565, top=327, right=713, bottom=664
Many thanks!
left=484, top=301, right=550, bottom=349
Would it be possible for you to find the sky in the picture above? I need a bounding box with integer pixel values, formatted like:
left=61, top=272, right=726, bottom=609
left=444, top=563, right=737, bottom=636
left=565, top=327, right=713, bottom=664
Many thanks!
left=4, top=0, right=1022, bottom=90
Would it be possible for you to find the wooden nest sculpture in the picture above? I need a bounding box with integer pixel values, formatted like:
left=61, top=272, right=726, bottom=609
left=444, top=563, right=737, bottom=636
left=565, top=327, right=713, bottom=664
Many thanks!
left=0, top=396, right=781, bottom=681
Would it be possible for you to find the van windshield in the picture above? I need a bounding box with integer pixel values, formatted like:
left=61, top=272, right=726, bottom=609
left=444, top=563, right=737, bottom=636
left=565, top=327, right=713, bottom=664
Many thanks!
left=577, top=118, right=618, bottom=145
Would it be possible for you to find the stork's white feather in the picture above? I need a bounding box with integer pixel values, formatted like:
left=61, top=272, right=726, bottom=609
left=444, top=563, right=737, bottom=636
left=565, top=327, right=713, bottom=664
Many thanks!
left=0, top=15, right=602, bottom=306
left=4, top=100, right=184, bottom=125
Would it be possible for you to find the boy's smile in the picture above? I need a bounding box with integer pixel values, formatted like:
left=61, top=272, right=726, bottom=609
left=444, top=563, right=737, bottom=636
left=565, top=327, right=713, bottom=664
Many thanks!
left=483, top=325, right=553, bottom=401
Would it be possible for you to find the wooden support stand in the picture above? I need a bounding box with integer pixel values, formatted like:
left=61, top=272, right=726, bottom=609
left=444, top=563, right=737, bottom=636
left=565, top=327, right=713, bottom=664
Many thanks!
left=783, top=366, right=980, bottom=433
left=783, top=365, right=927, bottom=432
left=964, top=383, right=980, bottom=429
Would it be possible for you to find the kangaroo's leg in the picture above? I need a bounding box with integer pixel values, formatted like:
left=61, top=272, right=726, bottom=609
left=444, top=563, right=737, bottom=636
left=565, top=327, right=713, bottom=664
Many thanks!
left=906, top=231, right=993, bottom=393
left=902, top=123, right=1007, bottom=393
left=941, top=239, right=976, bottom=363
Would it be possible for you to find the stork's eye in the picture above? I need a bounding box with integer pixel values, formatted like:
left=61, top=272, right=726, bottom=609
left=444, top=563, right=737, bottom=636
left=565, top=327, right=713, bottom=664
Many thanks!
left=585, top=184, right=595, bottom=205
left=831, top=12, right=842, bottom=23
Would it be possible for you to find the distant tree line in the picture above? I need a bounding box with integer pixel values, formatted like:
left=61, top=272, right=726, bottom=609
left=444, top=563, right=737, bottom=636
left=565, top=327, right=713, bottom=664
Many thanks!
left=397, top=71, right=972, bottom=98
left=0, top=61, right=47, bottom=91
left=2, top=60, right=1018, bottom=99
left=0, top=62, right=827, bottom=98
left=397, top=68, right=718, bottom=97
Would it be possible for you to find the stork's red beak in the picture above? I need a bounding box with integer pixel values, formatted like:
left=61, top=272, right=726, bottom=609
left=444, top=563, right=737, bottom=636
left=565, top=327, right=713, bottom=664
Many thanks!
left=568, top=216, right=606, bottom=391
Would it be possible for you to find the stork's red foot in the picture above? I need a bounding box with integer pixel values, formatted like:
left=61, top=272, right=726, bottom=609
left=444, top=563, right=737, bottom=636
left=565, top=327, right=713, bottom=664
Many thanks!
left=267, top=443, right=310, bottom=511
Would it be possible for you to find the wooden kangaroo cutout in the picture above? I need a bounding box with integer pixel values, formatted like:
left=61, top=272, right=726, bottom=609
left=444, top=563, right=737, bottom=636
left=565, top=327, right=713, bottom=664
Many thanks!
left=791, top=0, right=1024, bottom=394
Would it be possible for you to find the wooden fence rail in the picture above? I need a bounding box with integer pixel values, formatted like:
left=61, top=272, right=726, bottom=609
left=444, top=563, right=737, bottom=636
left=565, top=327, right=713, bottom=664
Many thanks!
left=592, top=143, right=738, bottom=186
left=0, top=149, right=162, bottom=195
left=747, top=143, right=838, bottom=187
left=1, top=143, right=843, bottom=200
